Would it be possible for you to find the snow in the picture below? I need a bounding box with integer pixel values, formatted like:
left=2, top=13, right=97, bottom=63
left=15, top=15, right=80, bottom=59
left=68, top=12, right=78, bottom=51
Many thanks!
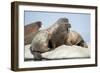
left=42, top=45, right=90, bottom=59
left=24, top=44, right=90, bottom=60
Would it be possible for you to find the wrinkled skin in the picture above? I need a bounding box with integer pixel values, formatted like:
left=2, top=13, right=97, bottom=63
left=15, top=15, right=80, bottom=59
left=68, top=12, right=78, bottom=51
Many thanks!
left=64, top=31, right=88, bottom=48
left=48, top=18, right=71, bottom=49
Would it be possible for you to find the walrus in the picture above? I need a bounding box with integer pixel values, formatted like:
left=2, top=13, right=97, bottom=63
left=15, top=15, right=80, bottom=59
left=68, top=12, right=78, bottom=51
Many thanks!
left=30, top=30, right=51, bottom=60
left=24, top=21, right=42, bottom=45
left=48, top=18, right=71, bottom=49
left=64, top=31, right=88, bottom=48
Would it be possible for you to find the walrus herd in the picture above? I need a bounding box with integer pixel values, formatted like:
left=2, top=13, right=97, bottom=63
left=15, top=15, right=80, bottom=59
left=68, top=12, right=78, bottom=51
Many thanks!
left=25, top=17, right=88, bottom=60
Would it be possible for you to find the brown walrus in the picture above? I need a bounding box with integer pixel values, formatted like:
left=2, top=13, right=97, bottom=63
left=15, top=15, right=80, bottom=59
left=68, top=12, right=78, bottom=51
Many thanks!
left=24, top=21, right=42, bottom=45
left=64, top=31, right=88, bottom=48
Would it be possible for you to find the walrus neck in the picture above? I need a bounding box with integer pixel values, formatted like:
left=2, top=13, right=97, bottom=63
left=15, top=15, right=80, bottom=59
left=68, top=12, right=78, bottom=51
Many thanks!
left=46, top=23, right=58, bottom=35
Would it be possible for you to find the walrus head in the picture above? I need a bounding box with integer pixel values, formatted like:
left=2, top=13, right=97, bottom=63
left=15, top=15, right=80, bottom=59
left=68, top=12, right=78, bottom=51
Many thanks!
left=35, top=21, right=42, bottom=28
left=56, top=18, right=71, bottom=32
left=24, top=21, right=42, bottom=35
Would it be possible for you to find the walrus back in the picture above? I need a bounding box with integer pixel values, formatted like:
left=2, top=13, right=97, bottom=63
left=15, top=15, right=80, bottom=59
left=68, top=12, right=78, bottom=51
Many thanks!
left=68, top=31, right=82, bottom=45
left=31, top=31, right=50, bottom=53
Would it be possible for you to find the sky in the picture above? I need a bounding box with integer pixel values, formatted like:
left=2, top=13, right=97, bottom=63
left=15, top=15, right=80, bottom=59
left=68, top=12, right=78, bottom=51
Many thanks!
left=24, top=11, right=90, bottom=43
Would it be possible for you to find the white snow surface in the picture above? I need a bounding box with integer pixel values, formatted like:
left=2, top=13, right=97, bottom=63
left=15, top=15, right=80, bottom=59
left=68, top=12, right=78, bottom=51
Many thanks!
left=24, top=44, right=90, bottom=59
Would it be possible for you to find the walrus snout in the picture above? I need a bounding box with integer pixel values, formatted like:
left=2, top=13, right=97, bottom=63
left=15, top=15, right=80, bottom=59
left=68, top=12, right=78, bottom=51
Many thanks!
left=65, top=23, right=71, bottom=32
left=67, top=23, right=71, bottom=28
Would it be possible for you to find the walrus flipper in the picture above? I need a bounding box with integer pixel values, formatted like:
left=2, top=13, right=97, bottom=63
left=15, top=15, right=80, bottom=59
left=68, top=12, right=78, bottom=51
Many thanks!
left=30, top=46, right=42, bottom=61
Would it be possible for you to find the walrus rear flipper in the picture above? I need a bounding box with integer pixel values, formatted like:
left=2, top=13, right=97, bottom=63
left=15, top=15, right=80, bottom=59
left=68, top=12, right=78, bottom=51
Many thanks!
left=77, top=40, right=88, bottom=48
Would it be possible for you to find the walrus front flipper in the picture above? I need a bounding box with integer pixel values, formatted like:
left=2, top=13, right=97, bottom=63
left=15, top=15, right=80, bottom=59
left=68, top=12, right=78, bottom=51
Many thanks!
left=30, top=46, right=42, bottom=61
left=32, top=52, right=42, bottom=61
